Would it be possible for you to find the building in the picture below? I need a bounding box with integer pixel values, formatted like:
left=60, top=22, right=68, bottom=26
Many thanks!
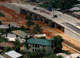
left=27, top=38, right=54, bottom=53
left=0, top=42, right=14, bottom=48
left=12, top=30, right=27, bottom=39
left=2, top=33, right=17, bottom=42
left=0, top=25, right=9, bottom=29
left=3, top=50, right=22, bottom=58
left=0, top=3, right=80, bottom=41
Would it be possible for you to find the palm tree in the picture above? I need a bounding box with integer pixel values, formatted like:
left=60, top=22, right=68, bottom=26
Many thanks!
left=53, top=35, right=63, bottom=53
left=8, top=24, right=11, bottom=29
left=0, top=21, right=2, bottom=25
left=33, top=24, right=43, bottom=34
left=14, top=40, right=20, bottom=52
left=26, top=15, right=34, bottom=29
left=0, top=12, right=5, bottom=17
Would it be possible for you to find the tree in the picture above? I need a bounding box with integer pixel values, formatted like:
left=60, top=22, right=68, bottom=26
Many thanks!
left=0, top=21, right=2, bottom=25
left=33, top=24, right=43, bottom=34
left=26, top=20, right=34, bottom=28
left=26, top=15, right=32, bottom=21
left=52, top=0, right=78, bottom=11
left=0, top=12, right=5, bottom=17
left=0, top=36, right=8, bottom=42
left=27, top=52, right=37, bottom=58
left=53, top=35, right=63, bottom=53
left=3, top=46, right=12, bottom=53
left=26, top=15, right=34, bottom=29
left=8, top=24, right=11, bottom=29
left=46, top=54, right=63, bottom=58
left=14, top=40, right=20, bottom=52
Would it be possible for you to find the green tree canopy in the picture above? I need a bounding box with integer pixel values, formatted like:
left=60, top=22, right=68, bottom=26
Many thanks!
left=26, top=15, right=34, bottom=29
left=0, top=12, right=5, bottom=17
left=26, top=15, right=32, bottom=21
left=3, top=46, right=12, bottom=53
left=0, top=21, right=2, bottom=25
left=33, top=24, right=43, bottom=34
left=0, top=36, right=8, bottom=42
left=14, top=40, right=20, bottom=51
left=26, top=20, right=34, bottom=28
left=52, top=0, right=78, bottom=10
left=46, top=54, right=63, bottom=58
left=53, top=35, right=63, bottom=53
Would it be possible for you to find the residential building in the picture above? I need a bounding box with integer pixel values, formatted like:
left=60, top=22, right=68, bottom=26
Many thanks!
left=12, top=30, right=28, bottom=39
left=0, top=42, right=14, bottom=49
left=2, top=33, right=17, bottom=42
left=0, top=25, right=9, bottom=29
left=27, top=38, right=54, bottom=54
left=2, top=50, right=22, bottom=58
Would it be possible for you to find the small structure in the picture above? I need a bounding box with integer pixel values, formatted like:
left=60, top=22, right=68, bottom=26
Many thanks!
left=0, top=42, right=14, bottom=48
left=70, top=7, right=80, bottom=11
left=72, top=12, right=80, bottom=17
left=5, top=50, right=22, bottom=58
left=0, top=25, right=9, bottom=29
left=2, top=33, right=17, bottom=42
left=12, top=30, right=27, bottom=39
left=27, top=38, right=54, bottom=54
left=34, top=34, right=46, bottom=38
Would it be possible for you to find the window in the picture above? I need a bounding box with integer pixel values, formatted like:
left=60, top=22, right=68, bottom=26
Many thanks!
left=38, top=45, right=39, bottom=48
left=33, top=44, right=34, bottom=47
left=35, top=44, right=37, bottom=47
left=35, top=49, right=37, bottom=52
left=33, top=49, right=34, bottom=52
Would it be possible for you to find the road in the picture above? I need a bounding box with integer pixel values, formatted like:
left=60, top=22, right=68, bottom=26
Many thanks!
left=0, top=5, right=80, bottom=53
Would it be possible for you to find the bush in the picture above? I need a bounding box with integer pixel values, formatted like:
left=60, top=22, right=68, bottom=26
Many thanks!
left=0, top=21, right=2, bottom=25
left=0, top=12, right=5, bottom=17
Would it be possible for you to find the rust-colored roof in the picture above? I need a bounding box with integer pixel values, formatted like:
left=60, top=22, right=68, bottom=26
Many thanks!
left=0, top=42, right=14, bottom=48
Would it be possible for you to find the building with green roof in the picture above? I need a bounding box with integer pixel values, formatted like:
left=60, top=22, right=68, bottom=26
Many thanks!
left=27, top=39, right=51, bottom=45
left=27, top=38, right=54, bottom=53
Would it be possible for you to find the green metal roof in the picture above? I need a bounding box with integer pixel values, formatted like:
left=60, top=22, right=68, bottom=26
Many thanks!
left=48, top=38, right=55, bottom=41
left=27, top=39, right=51, bottom=45
left=12, top=30, right=27, bottom=38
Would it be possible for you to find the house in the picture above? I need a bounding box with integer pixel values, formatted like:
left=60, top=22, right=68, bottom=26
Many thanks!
left=2, top=33, right=18, bottom=42
left=11, top=30, right=29, bottom=43
left=0, top=42, right=14, bottom=49
left=26, top=38, right=54, bottom=54
left=2, top=30, right=28, bottom=43
left=2, top=50, right=22, bottom=58
left=0, top=25, right=9, bottom=29
left=12, top=30, right=28, bottom=39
